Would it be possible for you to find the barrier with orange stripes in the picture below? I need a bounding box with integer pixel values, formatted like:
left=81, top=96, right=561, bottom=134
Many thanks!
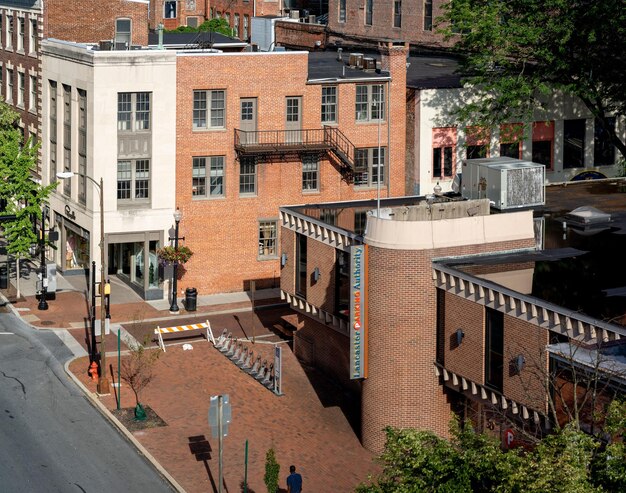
left=154, top=320, right=215, bottom=352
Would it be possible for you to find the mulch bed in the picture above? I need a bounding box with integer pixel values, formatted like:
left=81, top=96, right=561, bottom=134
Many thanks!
left=111, top=405, right=168, bottom=432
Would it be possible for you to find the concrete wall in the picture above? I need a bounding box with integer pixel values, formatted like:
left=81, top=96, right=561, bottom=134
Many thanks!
left=413, top=87, right=626, bottom=194
left=42, top=41, right=177, bottom=278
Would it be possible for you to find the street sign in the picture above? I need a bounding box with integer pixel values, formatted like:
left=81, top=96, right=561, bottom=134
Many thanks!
left=209, top=394, right=231, bottom=438
left=274, top=345, right=282, bottom=395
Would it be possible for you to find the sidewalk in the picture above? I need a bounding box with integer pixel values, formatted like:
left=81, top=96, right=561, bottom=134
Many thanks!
left=1, top=261, right=378, bottom=493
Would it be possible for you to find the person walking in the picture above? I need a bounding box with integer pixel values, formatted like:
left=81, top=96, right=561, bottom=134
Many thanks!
left=286, top=465, right=303, bottom=493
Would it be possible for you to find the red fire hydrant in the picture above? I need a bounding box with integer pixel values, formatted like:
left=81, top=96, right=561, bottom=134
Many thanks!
left=88, top=361, right=99, bottom=382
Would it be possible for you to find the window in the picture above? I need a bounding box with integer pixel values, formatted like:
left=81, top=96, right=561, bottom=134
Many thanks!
left=29, top=75, right=36, bottom=112
left=424, top=0, right=433, bottom=31
left=259, top=220, right=277, bottom=258
left=320, top=208, right=337, bottom=226
left=365, top=0, right=373, bottom=26
left=30, top=19, right=37, bottom=53
left=433, top=147, right=453, bottom=178
left=563, top=119, right=586, bottom=169
left=432, top=127, right=456, bottom=179
left=321, top=86, right=337, bottom=123
left=499, top=123, right=523, bottom=159
left=0, top=16, right=3, bottom=48
left=193, top=90, right=225, bottom=129
left=355, top=84, right=385, bottom=122
left=117, top=92, right=151, bottom=131
left=49, top=81, right=57, bottom=183
left=192, top=156, right=225, bottom=198
left=339, top=0, right=347, bottom=22
left=296, top=233, right=307, bottom=297
left=225, top=13, right=230, bottom=25
left=532, top=121, right=554, bottom=168
left=78, top=89, right=87, bottom=205
left=354, top=210, right=367, bottom=235
left=17, top=17, right=24, bottom=51
left=115, top=18, right=131, bottom=48
left=354, top=147, right=386, bottom=187
left=164, top=1, right=177, bottom=19
left=234, top=14, right=240, bottom=38
left=466, top=126, right=489, bottom=159
left=63, top=85, right=71, bottom=197
left=436, top=288, right=445, bottom=364
left=117, top=159, right=150, bottom=201
left=17, top=71, right=24, bottom=107
left=394, top=1, right=402, bottom=28
left=6, top=68, right=13, bottom=102
left=302, top=155, right=319, bottom=191
left=0, top=67, right=3, bottom=97
left=7, top=15, right=13, bottom=49
left=594, top=117, right=616, bottom=166
left=239, top=157, right=257, bottom=195
left=485, top=308, right=504, bottom=392
left=243, top=15, right=249, bottom=40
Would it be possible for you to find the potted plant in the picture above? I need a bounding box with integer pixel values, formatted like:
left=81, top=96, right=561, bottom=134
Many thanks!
left=157, top=245, right=193, bottom=265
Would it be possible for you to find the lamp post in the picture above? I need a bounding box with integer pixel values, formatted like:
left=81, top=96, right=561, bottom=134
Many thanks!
left=169, top=208, right=183, bottom=313
left=37, top=208, right=49, bottom=310
left=57, top=171, right=110, bottom=394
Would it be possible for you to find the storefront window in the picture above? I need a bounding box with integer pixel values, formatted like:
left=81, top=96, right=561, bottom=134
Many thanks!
left=149, top=240, right=159, bottom=288
left=134, top=242, right=144, bottom=286
left=65, top=228, right=89, bottom=269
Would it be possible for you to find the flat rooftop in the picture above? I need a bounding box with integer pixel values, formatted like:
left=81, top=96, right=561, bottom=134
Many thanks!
left=283, top=179, right=626, bottom=327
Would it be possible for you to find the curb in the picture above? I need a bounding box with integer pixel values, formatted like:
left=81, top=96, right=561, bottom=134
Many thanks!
left=63, top=357, right=187, bottom=493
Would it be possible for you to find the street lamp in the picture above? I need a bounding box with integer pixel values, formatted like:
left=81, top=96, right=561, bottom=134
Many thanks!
left=169, top=208, right=183, bottom=313
left=37, top=208, right=49, bottom=310
left=57, top=171, right=110, bottom=395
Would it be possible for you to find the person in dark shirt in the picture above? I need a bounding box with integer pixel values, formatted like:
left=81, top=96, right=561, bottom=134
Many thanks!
left=286, top=464, right=303, bottom=493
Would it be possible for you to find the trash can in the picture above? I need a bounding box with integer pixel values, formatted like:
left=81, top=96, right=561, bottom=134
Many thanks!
left=0, top=265, right=7, bottom=290
left=185, top=287, right=197, bottom=312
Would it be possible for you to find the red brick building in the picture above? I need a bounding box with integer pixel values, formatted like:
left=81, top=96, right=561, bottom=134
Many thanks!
left=173, top=41, right=408, bottom=296
left=278, top=191, right=626, bottom=452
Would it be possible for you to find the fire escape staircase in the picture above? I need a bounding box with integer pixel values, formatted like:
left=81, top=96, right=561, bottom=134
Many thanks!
left=234, top=127, right=356, bottom=180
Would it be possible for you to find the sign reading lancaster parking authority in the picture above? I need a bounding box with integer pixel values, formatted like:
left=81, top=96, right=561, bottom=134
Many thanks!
left=350, top=245, right=368, bottom=379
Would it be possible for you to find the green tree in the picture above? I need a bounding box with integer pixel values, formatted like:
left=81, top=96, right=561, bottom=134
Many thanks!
left=263, top=447, right=280, bottom=493
left=356, top=421, right=622, bottom=492
left=120, top=335, right=161, bottom=420
left=438, top=0, right=626, bottom=161
left=0, top=102, right=56, bottom=297
left=167, top=18, right=234, bottom=37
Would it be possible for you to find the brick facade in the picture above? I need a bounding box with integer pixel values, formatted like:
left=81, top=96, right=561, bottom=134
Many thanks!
left=175, top=44, right=407, bottom=296
left=327, top=0, right=454, bottom=51
left=363, top=238, right=536, bottom=452
left=274, top=21, right=326, bottom=50
left=0, top=7, right=41, bottom=172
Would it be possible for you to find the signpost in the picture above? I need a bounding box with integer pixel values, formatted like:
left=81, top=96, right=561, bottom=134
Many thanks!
left=209, top=395, right=232, bottom=493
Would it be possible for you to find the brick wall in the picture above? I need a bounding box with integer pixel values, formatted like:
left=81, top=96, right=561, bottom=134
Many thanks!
left=175, top=48, right=406, bottom=295
left=280, top=228, right=296, bottom=294
left=294, top=312, right=360, bottom=392
left=306, top=239, right=337, bottom=313
left=362, top=237, right=535, bottom=452
left=444, top=294, right=484, bottom=383
left=327, top=0, right=454, bottom=51
left=46, top=0, right=149, bottom=46
left=275, top=21, right=326, bottom=50
left=0, top=8, right=41, bottom=173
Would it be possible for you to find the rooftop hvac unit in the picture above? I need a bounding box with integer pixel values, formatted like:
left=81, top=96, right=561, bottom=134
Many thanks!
left=363, top=57, right=376, bottom=70
left=349, top=52, right=364, bottom=68
left=461, top=157, right=545, bottom=210
left=289, top=10, right=300, bottom=19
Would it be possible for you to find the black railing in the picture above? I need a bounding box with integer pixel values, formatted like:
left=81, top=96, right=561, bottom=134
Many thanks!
left=234, top=127, right=356, bottom=174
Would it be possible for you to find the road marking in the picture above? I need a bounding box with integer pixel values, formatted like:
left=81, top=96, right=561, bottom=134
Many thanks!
left=0, top=332, right=15, bottom=335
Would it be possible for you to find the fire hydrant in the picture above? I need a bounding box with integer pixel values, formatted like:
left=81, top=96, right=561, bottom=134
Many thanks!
left=88, top=361, right=99, bottom=382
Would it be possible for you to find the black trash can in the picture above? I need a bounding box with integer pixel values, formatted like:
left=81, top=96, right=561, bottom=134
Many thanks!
left=185, top=287, right=197, bottom=312
left=0, top=265, right=7, bottom=290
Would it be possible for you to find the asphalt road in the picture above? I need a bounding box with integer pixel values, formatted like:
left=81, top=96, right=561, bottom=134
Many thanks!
left=0, top=311, right=175, bottom=493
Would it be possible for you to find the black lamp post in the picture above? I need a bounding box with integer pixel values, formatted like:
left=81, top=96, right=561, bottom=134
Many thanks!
left=37, top=208, right=49, bottom=310
left=169, top=208, right=183, bottom=313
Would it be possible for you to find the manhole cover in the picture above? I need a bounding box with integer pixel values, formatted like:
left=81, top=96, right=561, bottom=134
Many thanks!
left=40, top=321, right=56, bottom=326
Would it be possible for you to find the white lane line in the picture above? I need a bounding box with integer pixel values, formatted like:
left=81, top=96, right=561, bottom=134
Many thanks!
left=0, top=332, right=15, bottom=335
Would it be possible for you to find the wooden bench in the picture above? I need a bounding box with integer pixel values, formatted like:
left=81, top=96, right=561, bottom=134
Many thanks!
left=154, top=320, right=215, bottom=352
